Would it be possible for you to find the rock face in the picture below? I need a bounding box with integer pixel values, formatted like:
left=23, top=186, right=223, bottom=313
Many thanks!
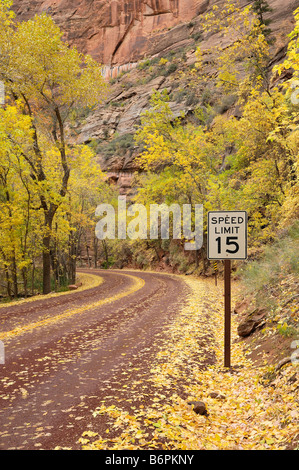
left=12, top=0, right=298, bottom=76
left=12, top=0, right=207, bottom=67
left=12, top=0, right=298, bottom=193
left=237, top=308, right=267, bottom=337
left=12, top=0, right=298, bottom=70
left=70, top=65, right=192, bottom=194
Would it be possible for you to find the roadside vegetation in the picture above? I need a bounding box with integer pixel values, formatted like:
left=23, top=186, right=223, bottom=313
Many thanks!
left=94, top=1, right=299, bottom=282
left=236, top=221, right=299, bottom=351
left=0, top=0, right=297, bottom=451
left=239, top=221, right=299, bottom=315
left=79, top=275, right=298, bottom=450
left=1, top=1, right=298, bottom=295
left=0, top=0, right=112, bottom=298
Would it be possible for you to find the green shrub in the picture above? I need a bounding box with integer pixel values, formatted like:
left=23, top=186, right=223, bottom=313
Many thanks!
left=214, top=94, right=238, bottom=114
left=185, top=92, right=200, bottom=107
left=138, top=59, right=151, bottom=70
left=164, top=63, right=178, bottom=76
left=238, top=221, right=299, bottom=312
left=98, top=133, right=135, bottom=160
left=191, top=32, right=202, bottom=42
left=277, top=322, right=298, bottom=338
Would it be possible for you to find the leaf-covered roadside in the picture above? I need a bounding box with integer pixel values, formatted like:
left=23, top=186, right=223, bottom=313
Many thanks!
left=79, top=277, right=298, bottom=450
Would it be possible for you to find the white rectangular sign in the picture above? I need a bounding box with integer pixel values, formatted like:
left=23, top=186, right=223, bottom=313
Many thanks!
left=0, top=81, right=4, bottom=106
left=208, top=211, right=248, bottom=260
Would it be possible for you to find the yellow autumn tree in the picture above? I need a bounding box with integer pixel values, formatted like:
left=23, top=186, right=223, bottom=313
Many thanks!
left=135, top=90, right=222, bottom=207
left=271, top=7, right=299, bottom=226
left=0, top=104, right=38, bottom=298
left=134, top=3, right=299, bottom=263
left=0, top=1, right=108, bottom=294
left=195, top=0, right=271, bottom=97
left=195, top=2, right=299, bottom=244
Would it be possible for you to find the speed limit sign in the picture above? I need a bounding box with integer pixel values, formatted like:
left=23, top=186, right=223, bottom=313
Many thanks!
left=207, top=211, right=248, bottom=368
left=207, top=211, right=248, bottom=260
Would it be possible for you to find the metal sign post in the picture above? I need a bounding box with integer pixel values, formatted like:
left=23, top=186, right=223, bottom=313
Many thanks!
left=224, top=259, right=231, bottom=368
left=214, top=261, right=218, bottom=286
left=208, top=211, right=248, bottom=368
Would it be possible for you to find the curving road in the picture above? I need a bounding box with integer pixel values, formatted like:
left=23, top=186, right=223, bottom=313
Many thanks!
left=0, top=269, right=189, bottom=450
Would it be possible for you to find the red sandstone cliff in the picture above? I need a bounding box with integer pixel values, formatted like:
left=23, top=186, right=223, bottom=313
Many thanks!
left=12, top=0, right=209, bottom=66
left=10, top=0, right=299, bottom=196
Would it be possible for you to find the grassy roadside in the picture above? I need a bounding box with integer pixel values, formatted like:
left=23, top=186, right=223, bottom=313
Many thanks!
left=78, top=274, right=298, bottom=450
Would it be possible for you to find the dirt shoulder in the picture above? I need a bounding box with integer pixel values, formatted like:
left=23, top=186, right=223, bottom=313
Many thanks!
left=80, top=275, right=298, bottom=451
left=1, top=270, right=297, bottom=450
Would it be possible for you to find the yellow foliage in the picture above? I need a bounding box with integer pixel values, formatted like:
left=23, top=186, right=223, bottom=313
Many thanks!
left=81, top=277, right=298, bottom=450
left=0, top=1, right=110, bottom=294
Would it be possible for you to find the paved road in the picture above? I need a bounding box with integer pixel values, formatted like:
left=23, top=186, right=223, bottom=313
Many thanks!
left=0, top=269, right=188, bottom=450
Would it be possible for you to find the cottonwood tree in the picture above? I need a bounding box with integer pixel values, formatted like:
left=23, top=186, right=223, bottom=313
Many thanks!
left=0, top=1, right=108, bottom=293
left=134, top=90, right=222, bottom=269
left=0, top=105, right=36, bottom=298
left=134, top=6, right=299, bottom=258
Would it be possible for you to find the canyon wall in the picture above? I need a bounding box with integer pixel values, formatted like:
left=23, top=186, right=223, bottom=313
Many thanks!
left=12, top=0, right=208, bottom=66
left=11, top=0, right=299, bottom=194
left=12, top=0, right=298, bottom=74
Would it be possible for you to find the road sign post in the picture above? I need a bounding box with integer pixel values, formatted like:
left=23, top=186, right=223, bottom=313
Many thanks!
left=214, top=261, right=218, bottom=286
left=208, top=211, right=248, bottom=368
left=224, top=259, right=231, bottom=368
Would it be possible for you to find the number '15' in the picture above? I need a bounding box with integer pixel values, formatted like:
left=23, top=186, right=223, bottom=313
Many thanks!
left=216, top=236, right=239, bottom=254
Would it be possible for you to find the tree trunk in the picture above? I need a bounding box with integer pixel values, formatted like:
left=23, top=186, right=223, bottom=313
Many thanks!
left=43, top=236, right=51, bottom=294
left=43, top=214, right=53, bottom=295
left=4, top=265, right=12, bottom=300
left=102, top=240, right=109, bottom=268
left=86, top=244, right=91, bottom=268
left=11, top=252, right=18, bottom=299
left=31, top=260, right=35, bottom=296
left=195, top=249, right=200, bottom=268
left=68, top=229, right=77, bottom=285
left=93, top=235, right=98, bottom=268
left=22, top=266, right=28, bottom=298
left=50, top=222, right=59, bottom=291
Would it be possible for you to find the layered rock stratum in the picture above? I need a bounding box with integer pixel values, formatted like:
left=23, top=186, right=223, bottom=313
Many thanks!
left=12, top=0, right=299, bottom=193
left=12, top=0, right=208, bottom=68
left=12, top=1, right=297, bottom=72
left=12, top=1, right=298, bottom=79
